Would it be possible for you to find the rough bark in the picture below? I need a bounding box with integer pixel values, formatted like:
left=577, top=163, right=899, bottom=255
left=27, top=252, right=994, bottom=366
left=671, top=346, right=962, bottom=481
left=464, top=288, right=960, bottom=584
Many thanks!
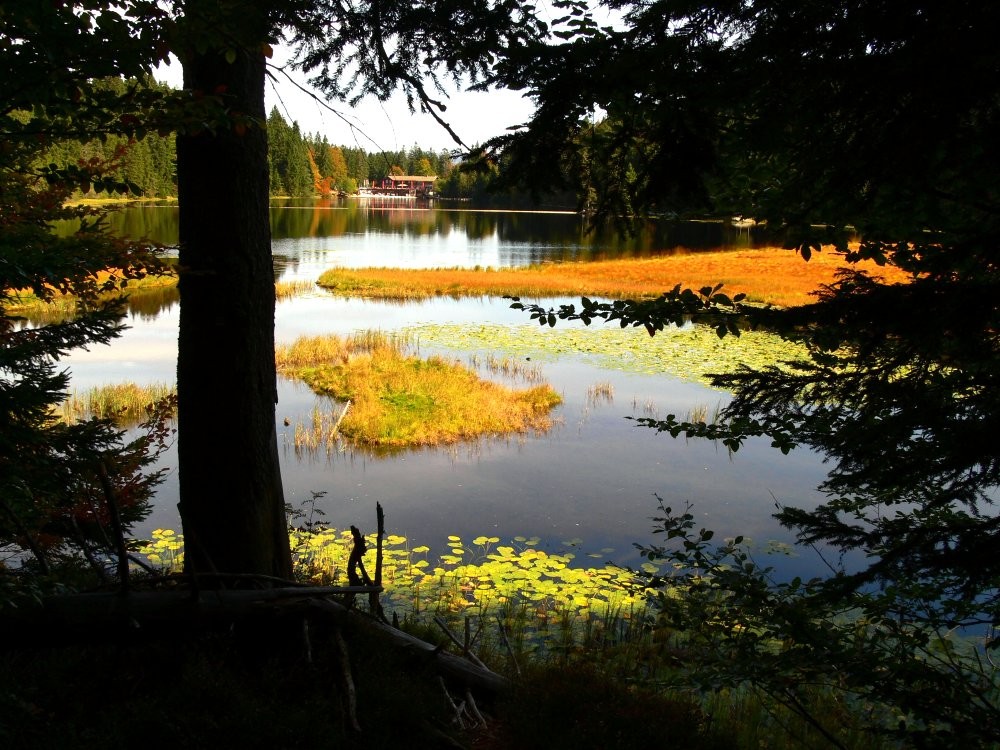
left=175, top=27, right=292, bottom=579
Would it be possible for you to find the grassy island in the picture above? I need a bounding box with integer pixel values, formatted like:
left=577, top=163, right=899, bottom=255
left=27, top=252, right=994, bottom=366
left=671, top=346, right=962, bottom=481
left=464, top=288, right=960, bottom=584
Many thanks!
left=276, top=331, right=561, bottom=448
left=316, top=247, right=912, bottom=308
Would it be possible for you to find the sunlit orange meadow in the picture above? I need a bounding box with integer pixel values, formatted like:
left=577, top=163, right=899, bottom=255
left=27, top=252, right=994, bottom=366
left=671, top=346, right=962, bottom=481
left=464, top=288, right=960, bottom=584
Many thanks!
left=317, top=246, right=913, bottom=308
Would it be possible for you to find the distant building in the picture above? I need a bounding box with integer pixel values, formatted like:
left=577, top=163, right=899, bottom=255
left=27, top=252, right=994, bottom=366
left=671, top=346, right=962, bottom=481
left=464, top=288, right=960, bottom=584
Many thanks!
left=356, top=175, right=437, bottom=199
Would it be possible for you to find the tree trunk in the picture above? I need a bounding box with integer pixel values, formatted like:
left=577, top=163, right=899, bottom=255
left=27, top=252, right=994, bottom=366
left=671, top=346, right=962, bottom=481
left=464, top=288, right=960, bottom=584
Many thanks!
left=175, top=33, right=293, bottom=579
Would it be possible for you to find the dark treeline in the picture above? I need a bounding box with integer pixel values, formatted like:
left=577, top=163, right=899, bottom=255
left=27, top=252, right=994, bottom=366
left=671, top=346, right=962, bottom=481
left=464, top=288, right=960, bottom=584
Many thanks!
left=36, top=79, right=511, bottom=201
left=34, top=76, right=178, bottom=198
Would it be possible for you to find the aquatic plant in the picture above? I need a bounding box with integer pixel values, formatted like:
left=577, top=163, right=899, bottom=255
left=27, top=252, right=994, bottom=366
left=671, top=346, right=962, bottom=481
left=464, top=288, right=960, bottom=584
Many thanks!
left=406, top=321, right=808, bottom=386
left=142, top=528, right=653, bottom=657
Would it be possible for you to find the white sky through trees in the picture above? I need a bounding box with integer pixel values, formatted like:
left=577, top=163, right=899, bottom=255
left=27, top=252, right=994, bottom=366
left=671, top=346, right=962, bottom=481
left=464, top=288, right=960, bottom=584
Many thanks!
left=155, top=47, right=536, bottom=154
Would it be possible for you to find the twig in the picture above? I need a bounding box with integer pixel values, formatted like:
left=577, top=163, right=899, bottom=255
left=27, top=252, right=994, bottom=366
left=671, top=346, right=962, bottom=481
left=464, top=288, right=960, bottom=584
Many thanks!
left=370, top=503, right=387, bottom=622
left=433, top=616, right=489, bottom=671
left=302, top=618, right=313, bottom=664
left=126, top=552, right=159, bottom=575
left=465, top=688, right=487, bottom=727
left=333, top=628, right=361, bottom=733
left=496, top=614, right=521, bottom=676
left=439, top=677, right=466, bottom=729
left=69, top=518, right=110, bottom=582
left=97, top=458, right=130, bottom=593
left=347, top=525, right=371, bottom=587
left=332, top=399, right=351, bottom=434
left=0, top=491, right=50, bottom=575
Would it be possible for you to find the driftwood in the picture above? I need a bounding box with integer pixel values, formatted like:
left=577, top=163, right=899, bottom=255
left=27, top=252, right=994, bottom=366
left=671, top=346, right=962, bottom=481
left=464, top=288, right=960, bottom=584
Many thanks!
left=1, top=586, right=508, bottom=697
left=434, top=615, right=489, bottom=671
left=307, top=598, right=509, bottom=696
left=1, top=508, right=509, bottom=702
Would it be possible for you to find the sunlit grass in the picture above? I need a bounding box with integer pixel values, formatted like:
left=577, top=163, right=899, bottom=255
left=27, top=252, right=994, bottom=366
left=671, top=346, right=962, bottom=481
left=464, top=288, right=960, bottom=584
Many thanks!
left=7, top=274, right=316, bottom=320
left=58, top=382, right=176, bottom=426
left=316, top=247, right=914, bottom=308
left=291, top=402, right=351, bottom=456
left=274, top=279, right=316, bottom=300
left=276, top=332, right=562, bottom=448
left=5, top=271, right=179, bottom=324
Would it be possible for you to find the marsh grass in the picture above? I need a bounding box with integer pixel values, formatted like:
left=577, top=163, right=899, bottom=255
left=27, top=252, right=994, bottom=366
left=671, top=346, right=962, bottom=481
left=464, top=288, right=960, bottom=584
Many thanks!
left=277, top=332, right=561, bottom=448
left=587, top=381, right=615, bottom=406
left=684, top=401, right=722, bottom=424
left=468, top=352, right=545, bottom=383
left=291, top=402, right=351, bottom=455
left=58, top=382, right=176, bottom=426
left=316, top=248, right=913, bottom=308
left=274, top=279, right=316, bottom=300
left=6, top=272, right=180, bottom=325
left=8, top=275, right=313, bottom=323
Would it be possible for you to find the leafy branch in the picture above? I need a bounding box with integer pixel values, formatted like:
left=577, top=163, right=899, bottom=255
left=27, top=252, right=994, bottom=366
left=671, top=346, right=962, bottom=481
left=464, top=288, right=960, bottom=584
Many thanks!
left=507, top=282, right=750, bottom=339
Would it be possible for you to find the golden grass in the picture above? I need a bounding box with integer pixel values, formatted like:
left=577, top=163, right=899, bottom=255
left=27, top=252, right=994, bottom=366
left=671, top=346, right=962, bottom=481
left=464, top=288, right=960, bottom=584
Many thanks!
left=275, top=330, right=411, bottom=370
left=277, top=332, right=562, bottom=448
left=317, top=247, right=913, bottom=308
left=8, top=275, right=315, bottom=318
left=58, top=382, right=175, bottom=425
left=275, top=280, right=316, bottom=300
left=5, top=270, right=178, bottom=312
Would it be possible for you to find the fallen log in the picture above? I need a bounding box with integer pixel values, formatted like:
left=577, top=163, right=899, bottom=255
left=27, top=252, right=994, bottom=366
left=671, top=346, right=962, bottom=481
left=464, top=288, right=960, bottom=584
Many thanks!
left=0, top=586, right=509, bottom=697
left=307, top=598, right=509, bottom=696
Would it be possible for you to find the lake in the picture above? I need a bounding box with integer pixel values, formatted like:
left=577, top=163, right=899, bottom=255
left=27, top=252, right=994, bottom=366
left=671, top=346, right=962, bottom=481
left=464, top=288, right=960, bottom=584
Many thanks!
left=67, top=199, right=833, bottom=575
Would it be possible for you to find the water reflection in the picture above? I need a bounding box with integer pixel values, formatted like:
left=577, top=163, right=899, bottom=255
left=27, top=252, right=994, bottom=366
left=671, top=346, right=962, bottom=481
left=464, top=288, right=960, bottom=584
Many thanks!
left=125, top=285, right=180, bottom=320
left=98, top=199, right=769, bottom=261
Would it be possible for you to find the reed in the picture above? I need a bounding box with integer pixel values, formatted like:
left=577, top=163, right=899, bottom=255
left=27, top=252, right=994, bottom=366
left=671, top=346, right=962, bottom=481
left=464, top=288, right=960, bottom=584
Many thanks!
left=683, top=401, right=722, bottom=424
left=276, top=330, right=413, bottom=370
left=274, top=279, right=316, bottom=300
left=316, top=247, right=913, bottom=308
left=587, top=381, right=615, bottom=405
left=480, top=353, right=544, bottom=383
left=291, top=402, right=351, bottom=455
left=58, top=382, right=176, bottom=426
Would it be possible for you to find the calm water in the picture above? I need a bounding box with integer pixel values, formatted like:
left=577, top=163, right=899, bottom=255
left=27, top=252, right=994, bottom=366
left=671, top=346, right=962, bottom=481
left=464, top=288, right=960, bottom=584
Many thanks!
left=67, top=200, right=832, bottom=574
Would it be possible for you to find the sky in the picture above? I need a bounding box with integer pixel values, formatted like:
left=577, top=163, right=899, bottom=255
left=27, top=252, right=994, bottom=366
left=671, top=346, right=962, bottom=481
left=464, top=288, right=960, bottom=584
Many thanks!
left=155, top=47, right=538, bottom=154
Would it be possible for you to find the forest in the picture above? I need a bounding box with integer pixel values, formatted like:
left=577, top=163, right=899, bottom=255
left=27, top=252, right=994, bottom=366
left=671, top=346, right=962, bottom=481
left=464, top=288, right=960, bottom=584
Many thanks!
left=41, top=81, right=477, bottom=200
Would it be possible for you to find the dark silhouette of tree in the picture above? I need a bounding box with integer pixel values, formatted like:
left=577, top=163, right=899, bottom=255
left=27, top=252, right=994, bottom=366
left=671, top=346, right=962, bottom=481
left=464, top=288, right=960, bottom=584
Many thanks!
left=169, top=0, right=550, bottom=579
left=502, top=1, right=1000, bottom=742
left=0, top=2, right=175, bottom=579
left=172, top=1, right=294, bottom=579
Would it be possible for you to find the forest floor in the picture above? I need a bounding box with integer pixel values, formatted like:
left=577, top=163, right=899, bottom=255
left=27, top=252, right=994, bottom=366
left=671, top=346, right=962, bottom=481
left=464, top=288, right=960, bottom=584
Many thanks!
left=0, top=612, right=736, bottom=750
